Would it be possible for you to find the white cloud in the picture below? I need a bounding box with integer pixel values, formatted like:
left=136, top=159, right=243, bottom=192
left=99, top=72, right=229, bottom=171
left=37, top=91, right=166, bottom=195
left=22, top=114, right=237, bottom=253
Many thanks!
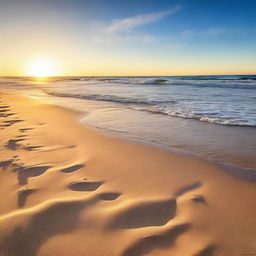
left=88, top=6, right=182, bottom=47
left=106, top=6, right=181, bottom=33
left=181, top=27, right=229, bottom=38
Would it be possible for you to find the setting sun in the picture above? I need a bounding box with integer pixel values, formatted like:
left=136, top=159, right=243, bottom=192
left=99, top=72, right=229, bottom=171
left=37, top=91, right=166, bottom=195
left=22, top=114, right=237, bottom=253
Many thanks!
left=27, top=59, right=57, bottom=78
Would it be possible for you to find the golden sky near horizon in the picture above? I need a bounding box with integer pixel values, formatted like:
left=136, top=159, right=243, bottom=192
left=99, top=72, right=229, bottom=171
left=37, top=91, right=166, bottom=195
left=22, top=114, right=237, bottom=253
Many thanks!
left=0, top=0, right=255, bottom=76
left=2, top=52, right=255, bottom=77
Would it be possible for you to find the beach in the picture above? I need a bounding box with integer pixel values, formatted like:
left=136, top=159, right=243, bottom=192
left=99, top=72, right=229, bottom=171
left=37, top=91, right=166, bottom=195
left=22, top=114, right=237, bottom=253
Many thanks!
left=1, top=76, right=256, bottom=170
left=0, top=91, right=256, bottom=256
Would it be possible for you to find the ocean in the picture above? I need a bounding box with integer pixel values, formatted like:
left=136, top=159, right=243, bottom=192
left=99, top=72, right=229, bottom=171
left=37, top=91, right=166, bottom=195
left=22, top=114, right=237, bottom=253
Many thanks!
left=1, top=75, right=256, bottom=169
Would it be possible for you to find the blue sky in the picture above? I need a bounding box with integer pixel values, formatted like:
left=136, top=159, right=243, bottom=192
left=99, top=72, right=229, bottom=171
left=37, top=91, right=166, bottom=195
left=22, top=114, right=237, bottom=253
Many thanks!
left=0, top=0, right=256, bottom=75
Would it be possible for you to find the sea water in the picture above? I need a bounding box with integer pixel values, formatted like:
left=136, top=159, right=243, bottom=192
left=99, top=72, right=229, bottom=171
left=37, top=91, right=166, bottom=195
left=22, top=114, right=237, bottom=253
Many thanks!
left=1, top=75, right=255, bottom=169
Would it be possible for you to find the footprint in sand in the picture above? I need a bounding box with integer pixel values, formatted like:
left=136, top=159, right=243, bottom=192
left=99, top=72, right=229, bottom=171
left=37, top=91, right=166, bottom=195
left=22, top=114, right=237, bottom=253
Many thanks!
left=0, top=124, right=10, bottom=128
left=19, top=127, right=34, bottom=132
left=0, top=190, right=122, bottom=256
left=5, top=138, right=25, bottom=150
left=69, top=181, right=202, bottom=232
left=23, top=145, right=43, bottom=151
left=0, top=198, right=97, bottom=256
left=114, top=182, right=206, bottom=255
left=5, top=135, right=43, bottom=152
left=0, top=112, right=15, bottom=118
left=108, top=198, right=177, bottom=229
left=17, top=165, right=52, bottom=185
left=18, top=187, right=37, bottom=207
left=97, top=192, right=121, bottom=201
left=4, top=119, right=23, bottom=124
left=16, top=135, right=27, bottom=140
left=0, top=156, right=22, bottom=171
left=60, top=164, right=85, bottom=173
left=0, top=109, right=9, bottom=113
left=1, top=119, right=23, bottom=127
left=0, top=106, right=10, bottom=109
left=0, top=159, right=14, bottom=171
left=68, top=181, right=103, bottom=191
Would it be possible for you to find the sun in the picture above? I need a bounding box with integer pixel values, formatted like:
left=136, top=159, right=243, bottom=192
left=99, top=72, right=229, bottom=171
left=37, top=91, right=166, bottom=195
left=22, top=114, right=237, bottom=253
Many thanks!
left=27, top=59, right=57, bottom=78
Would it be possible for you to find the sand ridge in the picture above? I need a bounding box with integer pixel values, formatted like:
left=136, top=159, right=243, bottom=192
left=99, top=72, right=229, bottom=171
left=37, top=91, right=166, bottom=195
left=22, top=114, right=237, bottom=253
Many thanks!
left=0, top=91, right=256, bottom=256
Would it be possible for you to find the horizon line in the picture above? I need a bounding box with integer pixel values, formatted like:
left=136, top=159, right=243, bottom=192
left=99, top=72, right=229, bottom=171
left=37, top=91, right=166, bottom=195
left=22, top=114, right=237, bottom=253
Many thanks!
left=1, top=73, right=256, bottom=78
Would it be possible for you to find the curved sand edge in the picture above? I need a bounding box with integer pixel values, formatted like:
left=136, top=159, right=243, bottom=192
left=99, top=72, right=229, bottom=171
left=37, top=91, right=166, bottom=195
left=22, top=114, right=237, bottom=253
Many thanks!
left=0, top=91, right=256, bottom=256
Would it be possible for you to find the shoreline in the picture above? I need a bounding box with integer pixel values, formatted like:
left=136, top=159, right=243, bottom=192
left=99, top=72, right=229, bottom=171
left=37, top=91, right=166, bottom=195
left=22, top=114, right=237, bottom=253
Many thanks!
left=47, top=94, right=256, bottom=170
left=0, top=79, right=255, bottom=170
left=1, top=91, right=256, bottom=256
left=3, top=89, right=256, bottom=173
left=79, top=115, right=256, bottom=181
left=3, top=89, right=256, bottom=171
left=9, top=88, right=256, bottom=170
left=81, top=120, right=256, bottom=173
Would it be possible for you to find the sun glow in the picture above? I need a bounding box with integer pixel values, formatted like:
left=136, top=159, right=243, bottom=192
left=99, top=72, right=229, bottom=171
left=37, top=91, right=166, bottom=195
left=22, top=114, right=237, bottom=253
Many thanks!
left=27, top=59, right=57, bottom=78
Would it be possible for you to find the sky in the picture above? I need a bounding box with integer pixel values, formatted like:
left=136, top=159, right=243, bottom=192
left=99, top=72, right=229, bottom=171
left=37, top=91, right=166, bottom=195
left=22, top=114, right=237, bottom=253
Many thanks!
left=0, top=0, right=256, bottom=76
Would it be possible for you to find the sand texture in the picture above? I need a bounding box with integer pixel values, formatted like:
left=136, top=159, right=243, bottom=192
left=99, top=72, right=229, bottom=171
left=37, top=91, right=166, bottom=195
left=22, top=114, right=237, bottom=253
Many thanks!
left=0, top=91, right=256, bottom=256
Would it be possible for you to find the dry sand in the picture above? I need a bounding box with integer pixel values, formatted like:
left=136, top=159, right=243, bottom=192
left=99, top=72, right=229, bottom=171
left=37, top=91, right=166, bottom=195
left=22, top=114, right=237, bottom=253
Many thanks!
left=0, top=91, right=256, bottom=256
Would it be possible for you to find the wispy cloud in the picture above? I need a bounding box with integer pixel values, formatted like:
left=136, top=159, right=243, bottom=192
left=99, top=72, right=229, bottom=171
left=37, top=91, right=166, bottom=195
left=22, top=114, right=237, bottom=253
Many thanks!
left=106, top=6, right=181, bottom=33
left=92, top=33, right=157, bottom=44
left=181, top=27, right=231, bottom=38
left=88, top=6, right=183, bottom=47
